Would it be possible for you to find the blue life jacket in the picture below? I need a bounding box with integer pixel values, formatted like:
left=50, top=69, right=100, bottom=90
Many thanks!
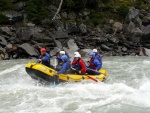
left=57, top=56, right=71, bottom=74
left=95, top=53, right=102, bottom=63
left=39, top=53, right=50, bottom=67
left=56, top=56, right=63, bottom=65
left=87, top=58, right=102, bottom=71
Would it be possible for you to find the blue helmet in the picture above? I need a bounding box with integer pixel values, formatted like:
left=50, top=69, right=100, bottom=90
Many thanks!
left=61, top=55, right=68, bottom=60
left=89, top=52, right=95, bottom=58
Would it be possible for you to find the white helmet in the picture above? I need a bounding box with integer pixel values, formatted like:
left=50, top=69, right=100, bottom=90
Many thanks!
left=93, top=49, right=98, bottom=52
left=75, top=53, right=81, bottom=58
left=60, top=51, right=65, bottom=54
left=74, top=51, right=79, bottom=55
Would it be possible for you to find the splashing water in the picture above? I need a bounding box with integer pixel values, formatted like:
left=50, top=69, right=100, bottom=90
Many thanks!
left=0, top=57, right=150, bottom=113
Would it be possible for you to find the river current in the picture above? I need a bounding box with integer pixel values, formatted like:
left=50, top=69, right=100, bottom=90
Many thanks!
left=0, top=56, right=150, bottom=113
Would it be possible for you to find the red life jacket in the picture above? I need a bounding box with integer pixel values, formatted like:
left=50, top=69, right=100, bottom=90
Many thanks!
left=89, top=59, right=96, bottom=69
left=76, top=59, right=86, bottom=73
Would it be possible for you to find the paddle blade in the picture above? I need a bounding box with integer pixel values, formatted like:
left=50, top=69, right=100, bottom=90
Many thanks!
left=87, top=76, right=98, bottom=82
left=53, top=81, right=56, bottom=88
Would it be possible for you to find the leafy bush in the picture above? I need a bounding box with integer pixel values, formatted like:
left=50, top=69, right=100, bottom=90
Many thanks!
left=0, top=12, right=9, bottom=24
left=117, top=4, right=129, bottom=19
left=0, top=0, right=15, bottom=11
left=25, top=0, right=49, bottom=24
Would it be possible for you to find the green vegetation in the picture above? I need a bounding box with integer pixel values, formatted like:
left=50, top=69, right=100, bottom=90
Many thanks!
left=0, top=0, right=15, bottom=11
left=0, top=0, right=150, bottom=26
left=0, top=12, right=9, bottom=24
left=25, top=0, right=49, bottom=24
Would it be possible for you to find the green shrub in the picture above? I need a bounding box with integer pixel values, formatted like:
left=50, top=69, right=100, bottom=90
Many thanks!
left=0, top=12, right=9, bottom=25
left=25, top=0, right=49, bottom=24
left=0, top=0, right=15, bottom=11
left=116, top=4, right=129, bottom=19
left=63, top=0, right=75, bottom=9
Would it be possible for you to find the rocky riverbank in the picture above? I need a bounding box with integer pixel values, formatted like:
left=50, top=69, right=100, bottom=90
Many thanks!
left=1, top=1, right=150, bottom=60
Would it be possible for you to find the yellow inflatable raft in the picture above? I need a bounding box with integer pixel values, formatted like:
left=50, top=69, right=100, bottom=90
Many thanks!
left=25, top=62, right=108, bottom=83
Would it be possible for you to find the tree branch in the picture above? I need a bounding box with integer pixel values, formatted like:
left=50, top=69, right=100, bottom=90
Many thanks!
left=52, top=0, right=63, bottom=20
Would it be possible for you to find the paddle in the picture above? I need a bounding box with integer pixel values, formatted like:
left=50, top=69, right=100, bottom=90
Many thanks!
left=53, top=58, right=57, bottom=88
left=86, top=75, right=98, bottom=82
left=71, top=67, right=98, bottom=83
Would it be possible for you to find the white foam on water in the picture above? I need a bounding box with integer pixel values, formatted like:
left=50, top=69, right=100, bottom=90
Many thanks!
left=0, top=64, right=23, bottom=76
left=1, top=58, right=150, bottom=113
left=143, top=60, right=150, bottom=65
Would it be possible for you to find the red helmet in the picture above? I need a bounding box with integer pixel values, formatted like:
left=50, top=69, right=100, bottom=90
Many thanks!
left=40, top=48, right=46, bottom=52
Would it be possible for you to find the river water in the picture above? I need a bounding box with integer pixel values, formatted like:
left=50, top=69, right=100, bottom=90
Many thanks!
left=0, top=56, right=150, bottom=113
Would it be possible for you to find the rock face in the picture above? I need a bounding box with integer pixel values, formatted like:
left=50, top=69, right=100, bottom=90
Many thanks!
left=113, top=22, right=123, bottom=33
left=50, top=47, right=60, bottom=56
left=0, top=36, right=7, bottom=46
left=19, top=43, right=38, bottom=56
left=130, top=28, right=142, bottom=43
left=63, top=39, right=79, bottom=60
left=4, top=11, right=23, bottom=23
left=79, top=23, right=87, bottom=35
left=126, top=22, right=135, bottom=33
left=126, top=7, right=139, bottom=22
left=141, top=25, right=150, bottom=42
left=1, top=4, right=150, bottom=60
left=79, top=49, right=92, bottom=58
left=16, top=27, right=32, bottom=41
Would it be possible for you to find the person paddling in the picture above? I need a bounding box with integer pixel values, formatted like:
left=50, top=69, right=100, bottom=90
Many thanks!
left=93, top=49, right=102, bottom=63
left=38, top=48, right=51, bottom=67
left=86, top=52, right=102, bottom=75
left=72, top=53, right=86, bottom=74
left=54, top=51, right=67, bottom=65
left=72, top=51, right=80, bottom=69
left=54, top=51, right=70, bottom=70
left=54, top=55, right=71, bottom=75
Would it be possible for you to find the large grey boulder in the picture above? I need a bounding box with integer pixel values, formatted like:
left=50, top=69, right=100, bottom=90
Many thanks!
left=55, top=40, right=63, bottom=49
left=79, top=49, right=92, bottom=58
left=0, top=27, right=12, bottom=36
left=141, top=25, right=150, bottom=42
left=50, top=31, right=68, bottom=39
left=32, top=33, right=52, bottom=43
left=31, top=27, right=44, bottom=34
left=101, top=44, right=112, bottom=51
left=130, top=28, right=142, bottom=43
left=0, top=36, right=7, bottom=46
left=79, top=23, right=87, bottom=35
left=142, top=19, right=150, bottom=26
left=51, top=20, right=65, bottom=31
left=50, top=47, right=61, bottom=56
left=68, top=12, right=76, bottom=20
left=126, top=22, right=135, bottom=33
left=143, top=48, right=150, bottom=56
left=0, top=47, right=6, bottom=60
left=134, top=17, right=142, bottom=28
left=65, top=22, right=78, bottom=34
left=4, top=11, right=23, bottom=23
left=16, top=27, right=47, bottom=42
left=19, top=43, right=38, bottom=56
left=67, top=39, right=79, bottom=51
left=142, top=13, right=150, bottom=26
left=6, top=43, right=15, bottom=51
left=126, top=7, right=139, bottom=22
left=16, top=27, right=32, bottom=41
left=63, top=39, right=79, bottom=60
left=61, top=12, right=67, bottom=19
left=113, top=22, right=123, bottom=33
